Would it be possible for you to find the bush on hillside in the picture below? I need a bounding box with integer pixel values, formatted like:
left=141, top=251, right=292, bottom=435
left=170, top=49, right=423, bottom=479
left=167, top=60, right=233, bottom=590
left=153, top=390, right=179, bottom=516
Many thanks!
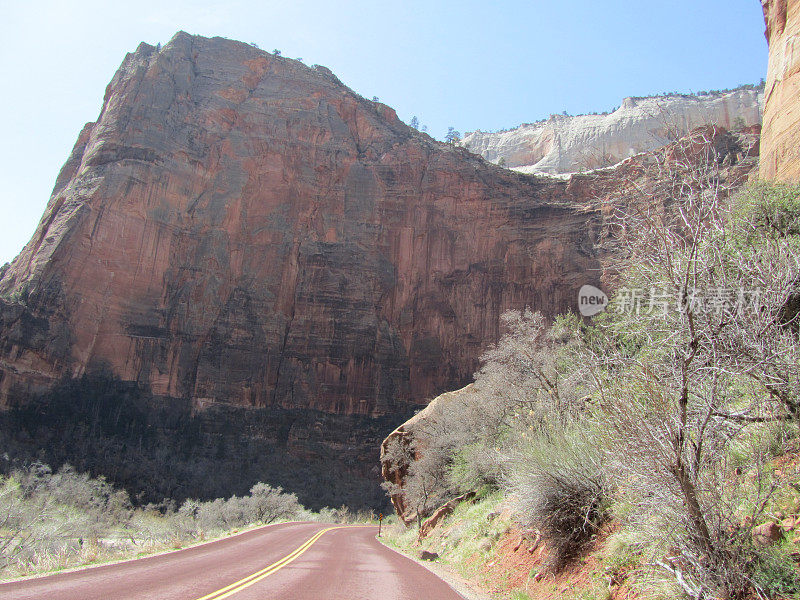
left=502, top=425, right=607, bottom=571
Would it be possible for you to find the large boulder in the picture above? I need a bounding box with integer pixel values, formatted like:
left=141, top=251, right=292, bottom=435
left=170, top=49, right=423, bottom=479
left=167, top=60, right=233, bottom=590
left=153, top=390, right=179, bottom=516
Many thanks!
left=380, top=385, right=478, bottom=524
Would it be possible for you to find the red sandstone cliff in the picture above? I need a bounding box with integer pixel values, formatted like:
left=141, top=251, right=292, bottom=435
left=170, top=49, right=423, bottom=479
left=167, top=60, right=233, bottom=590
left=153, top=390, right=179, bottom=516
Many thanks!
left=761, top=0, right=800, bottom=181
left=0, top=32, right=605, bottom=416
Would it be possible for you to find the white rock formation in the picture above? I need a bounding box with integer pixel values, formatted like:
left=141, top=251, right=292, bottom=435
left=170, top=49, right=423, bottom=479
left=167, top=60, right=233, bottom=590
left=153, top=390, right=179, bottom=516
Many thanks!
left=461, top=88, right=763, bottom=175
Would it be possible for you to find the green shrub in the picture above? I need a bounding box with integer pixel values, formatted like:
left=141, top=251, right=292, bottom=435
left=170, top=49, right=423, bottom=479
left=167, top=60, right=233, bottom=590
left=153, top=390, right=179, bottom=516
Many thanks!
left=448, top=442, right=502, bottom=492
left=502, top=425, right=607, bottom=571
left=733, top=182, right=800, bottom=240
left=751, top=546, right=800, bottom=597
left=603, top=525, right=645, bottom=578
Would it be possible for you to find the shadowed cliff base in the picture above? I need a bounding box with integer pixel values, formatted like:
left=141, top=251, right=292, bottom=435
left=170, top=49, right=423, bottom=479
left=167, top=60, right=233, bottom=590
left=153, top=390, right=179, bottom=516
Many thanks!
left=0, top=369, right=409, bottom=510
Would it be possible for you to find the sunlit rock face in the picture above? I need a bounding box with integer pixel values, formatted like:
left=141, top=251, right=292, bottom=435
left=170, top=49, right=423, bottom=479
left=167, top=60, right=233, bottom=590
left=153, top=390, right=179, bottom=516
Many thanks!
left=0, top=32, right=605, bottom=416
left=760, top=0, right=800, bottom=182
left=461, top=89, right=762, bottom=175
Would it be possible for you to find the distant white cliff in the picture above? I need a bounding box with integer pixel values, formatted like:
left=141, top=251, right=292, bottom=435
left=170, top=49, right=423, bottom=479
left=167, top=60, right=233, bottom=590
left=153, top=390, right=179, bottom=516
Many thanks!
left=461, top=88, right=763, bottom=175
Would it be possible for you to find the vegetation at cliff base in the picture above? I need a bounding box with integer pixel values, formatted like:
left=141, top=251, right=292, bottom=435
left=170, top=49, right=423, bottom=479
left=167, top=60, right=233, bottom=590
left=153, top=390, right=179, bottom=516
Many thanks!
left=0, top=462, right=376, bottom=579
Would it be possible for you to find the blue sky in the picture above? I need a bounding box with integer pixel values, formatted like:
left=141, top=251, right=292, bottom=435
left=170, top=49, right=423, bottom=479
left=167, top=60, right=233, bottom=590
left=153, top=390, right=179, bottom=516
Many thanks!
left=0, top=0, right=767, bottom=265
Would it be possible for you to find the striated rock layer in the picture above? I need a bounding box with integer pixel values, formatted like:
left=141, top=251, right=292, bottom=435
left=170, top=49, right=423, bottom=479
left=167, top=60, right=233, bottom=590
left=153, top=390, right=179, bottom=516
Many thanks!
left=461, top=88, right=762, bottom=175
left=761, top=0, right=800, bottom=182
left=0, top=33, right=605, bottom=419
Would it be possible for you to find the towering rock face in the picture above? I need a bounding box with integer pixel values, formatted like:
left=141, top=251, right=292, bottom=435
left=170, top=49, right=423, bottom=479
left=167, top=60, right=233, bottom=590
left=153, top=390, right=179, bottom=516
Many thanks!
left=761, top=0, right=800, bottom=182
left=0, top=32, right=602, bottom=420
left=461, top=89, right=763, bottom=175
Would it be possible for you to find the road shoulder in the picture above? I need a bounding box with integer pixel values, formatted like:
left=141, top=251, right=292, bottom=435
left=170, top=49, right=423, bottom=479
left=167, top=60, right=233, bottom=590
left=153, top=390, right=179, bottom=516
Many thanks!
left=376, top=536, right=491, bottom=600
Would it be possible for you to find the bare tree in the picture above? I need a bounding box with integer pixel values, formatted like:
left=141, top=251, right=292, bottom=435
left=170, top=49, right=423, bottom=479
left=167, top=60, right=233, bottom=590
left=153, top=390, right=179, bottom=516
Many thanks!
left=587, top=127, right=799, bottom=597
left=477, top=310, right=588, bottom=426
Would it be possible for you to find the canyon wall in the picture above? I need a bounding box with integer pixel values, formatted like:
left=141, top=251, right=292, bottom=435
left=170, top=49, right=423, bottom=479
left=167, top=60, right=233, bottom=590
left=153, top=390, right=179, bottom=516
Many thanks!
left=761, top=0, right=800, bottom=182
left=0, top=32, right=763, bottom=508
left=461, top=88, right=762, bottom=175
left=0, top=33, right=604, bottom=421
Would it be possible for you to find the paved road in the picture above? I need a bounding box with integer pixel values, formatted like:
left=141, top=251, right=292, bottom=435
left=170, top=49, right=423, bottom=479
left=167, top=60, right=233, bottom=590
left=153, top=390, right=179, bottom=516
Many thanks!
left=1, top=522, right=464, bottom=600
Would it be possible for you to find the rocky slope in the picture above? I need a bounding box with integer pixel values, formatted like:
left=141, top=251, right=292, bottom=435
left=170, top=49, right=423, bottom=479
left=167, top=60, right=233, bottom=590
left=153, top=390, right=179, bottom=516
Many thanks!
left=761, top=0, right=800, bottom=181
left=461, top=88, right=763, bottom=174
left=0, top=32, right=617, bottom=505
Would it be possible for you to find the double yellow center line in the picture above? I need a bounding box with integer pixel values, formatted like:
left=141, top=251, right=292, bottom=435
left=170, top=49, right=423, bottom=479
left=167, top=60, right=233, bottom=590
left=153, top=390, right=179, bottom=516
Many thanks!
left=193, top=525, right=354, bottom=600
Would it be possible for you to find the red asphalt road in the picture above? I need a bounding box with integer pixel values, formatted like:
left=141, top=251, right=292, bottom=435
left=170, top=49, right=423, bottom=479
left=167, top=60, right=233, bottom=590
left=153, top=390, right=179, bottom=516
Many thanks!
left=1, top=522, right=464, bottom=600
